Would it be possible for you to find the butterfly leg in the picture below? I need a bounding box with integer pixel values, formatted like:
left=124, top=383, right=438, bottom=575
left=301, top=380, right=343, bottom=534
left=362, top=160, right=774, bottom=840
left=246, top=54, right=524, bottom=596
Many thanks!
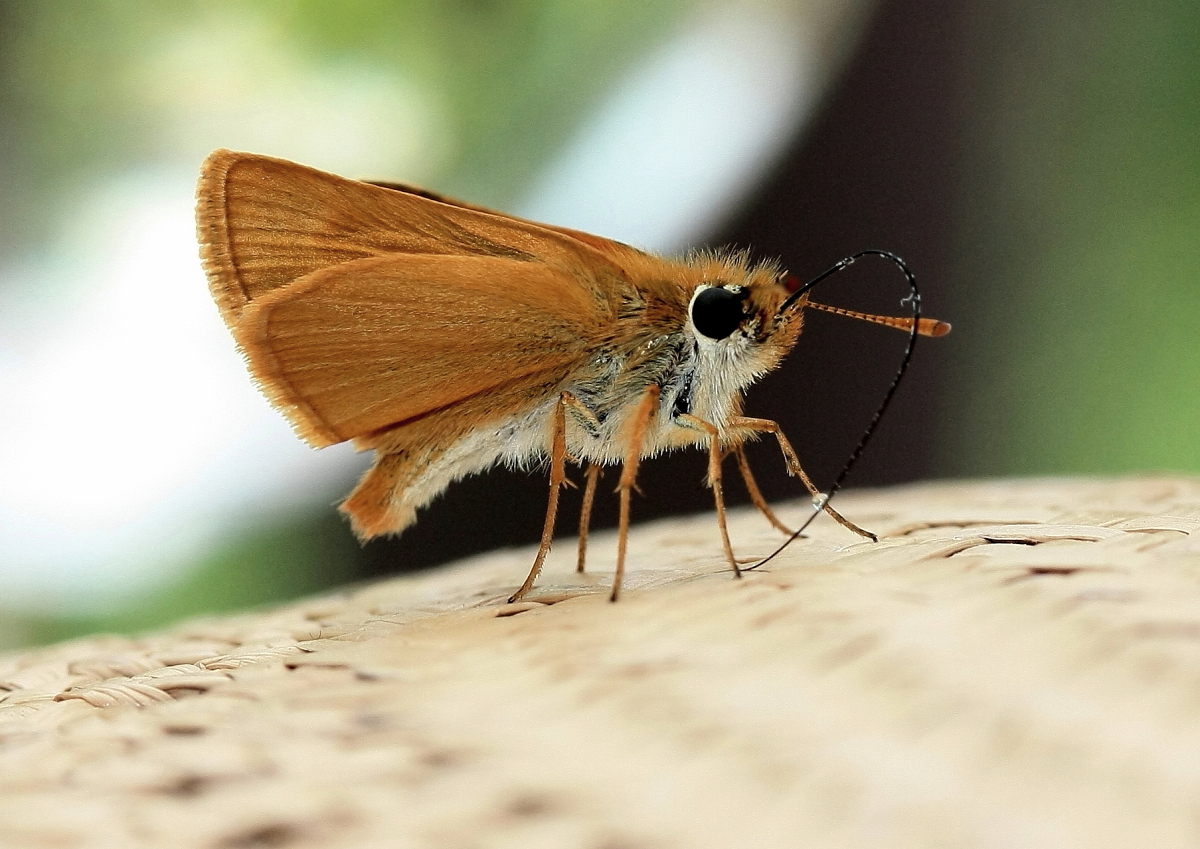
left=611, top=385, right=661, bottom=602
left=676, top=413, right=740, bottom=578
left=558, top=392, right=605, bottom=575
left=576, top=463, right=601, bottom=573
left=729, top=416, right=876, bottom=541
left=508, top=395, right=570, bottom=603
left=732, top=444, right=793, bottom=535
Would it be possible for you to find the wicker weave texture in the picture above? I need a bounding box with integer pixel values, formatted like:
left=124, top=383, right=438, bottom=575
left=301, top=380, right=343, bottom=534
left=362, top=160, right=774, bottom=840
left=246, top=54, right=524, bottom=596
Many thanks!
left=3, top=477, right=1200, bottom=848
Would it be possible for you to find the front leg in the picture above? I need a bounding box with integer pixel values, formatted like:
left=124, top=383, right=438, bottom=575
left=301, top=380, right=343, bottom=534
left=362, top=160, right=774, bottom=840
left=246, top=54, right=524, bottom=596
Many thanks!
left=729, top=416, right=876, bottom=541
left=732, top=444, right=792, bottom=535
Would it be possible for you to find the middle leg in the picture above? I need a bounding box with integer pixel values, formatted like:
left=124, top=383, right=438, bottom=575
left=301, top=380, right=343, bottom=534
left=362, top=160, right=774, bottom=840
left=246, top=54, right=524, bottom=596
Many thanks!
left=508, top=395, right=570, bottom=603
left=575, top=462, right=601, bottom=574
left=611, top=385, right=660, bottom=602
left=677, top=413, right=740, bottom=578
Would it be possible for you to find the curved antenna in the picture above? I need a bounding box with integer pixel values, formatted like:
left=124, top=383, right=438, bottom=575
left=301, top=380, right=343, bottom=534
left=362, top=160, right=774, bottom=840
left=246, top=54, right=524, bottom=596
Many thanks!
left=751, top=249, right=923, bottom=570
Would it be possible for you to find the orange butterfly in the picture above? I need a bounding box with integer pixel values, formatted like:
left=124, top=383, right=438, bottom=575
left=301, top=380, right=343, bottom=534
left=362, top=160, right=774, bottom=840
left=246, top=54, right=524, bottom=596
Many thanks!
left=197, top=151, right=948, bottom=601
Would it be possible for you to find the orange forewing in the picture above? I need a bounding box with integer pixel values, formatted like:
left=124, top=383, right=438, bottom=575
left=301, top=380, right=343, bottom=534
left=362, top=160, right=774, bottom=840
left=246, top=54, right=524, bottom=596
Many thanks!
left=366, top=179, right=653, bottom=268
left=197, top=150, right=635, bottom=450
left=237, top=253, right=609, bottom=447
left=197, top=149, right=629, bottom=327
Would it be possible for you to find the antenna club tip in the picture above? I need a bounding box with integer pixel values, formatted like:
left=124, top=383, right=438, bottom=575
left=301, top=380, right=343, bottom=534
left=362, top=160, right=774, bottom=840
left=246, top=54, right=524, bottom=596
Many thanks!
left=927, top=320, right=952, bottom=337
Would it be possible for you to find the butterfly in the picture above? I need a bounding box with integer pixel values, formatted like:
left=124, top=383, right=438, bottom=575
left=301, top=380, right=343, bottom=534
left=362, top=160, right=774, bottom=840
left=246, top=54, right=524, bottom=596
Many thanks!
left=196, top=151, right=948, bottom=601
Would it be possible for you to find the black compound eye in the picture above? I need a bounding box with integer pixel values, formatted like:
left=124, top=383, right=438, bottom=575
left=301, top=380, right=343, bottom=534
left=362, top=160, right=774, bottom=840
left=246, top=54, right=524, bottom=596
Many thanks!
left=690, top=286, right=748, bottom=340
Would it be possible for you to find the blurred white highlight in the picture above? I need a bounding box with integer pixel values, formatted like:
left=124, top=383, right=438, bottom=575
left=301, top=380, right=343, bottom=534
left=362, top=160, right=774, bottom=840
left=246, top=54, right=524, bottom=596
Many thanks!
left=520, top=4, right=815, bottom=253
left=0, top=175, right=362, bottom=611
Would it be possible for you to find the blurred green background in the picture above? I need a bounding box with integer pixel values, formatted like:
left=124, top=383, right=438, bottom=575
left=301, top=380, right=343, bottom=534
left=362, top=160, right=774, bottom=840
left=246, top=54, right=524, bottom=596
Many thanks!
left=0, top=1, right=689, bottom=240
left=0, top=0, right=1197, bottom=649
left=947, top=2, right=1200, bottom=476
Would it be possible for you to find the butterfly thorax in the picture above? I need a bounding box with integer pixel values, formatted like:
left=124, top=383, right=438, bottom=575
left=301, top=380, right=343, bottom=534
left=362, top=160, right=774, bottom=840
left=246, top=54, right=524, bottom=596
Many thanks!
left=559, top=251, right=802, bottom=465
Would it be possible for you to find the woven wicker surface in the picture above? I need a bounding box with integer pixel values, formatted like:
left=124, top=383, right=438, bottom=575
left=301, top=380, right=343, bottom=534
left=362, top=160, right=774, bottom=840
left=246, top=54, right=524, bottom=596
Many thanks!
left=3, top=476, right=1200, bottom=848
